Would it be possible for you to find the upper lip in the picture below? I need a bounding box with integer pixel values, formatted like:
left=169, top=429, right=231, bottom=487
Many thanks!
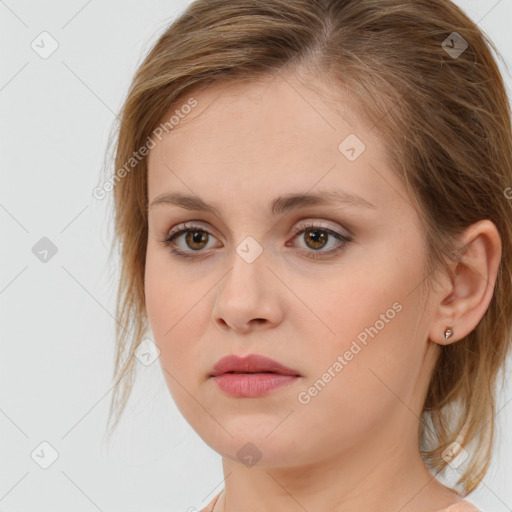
left=210, top=354, right=301, bottom=377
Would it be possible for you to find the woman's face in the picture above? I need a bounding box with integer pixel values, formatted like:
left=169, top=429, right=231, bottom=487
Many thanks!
left=145, top=70, right=439, bottom=468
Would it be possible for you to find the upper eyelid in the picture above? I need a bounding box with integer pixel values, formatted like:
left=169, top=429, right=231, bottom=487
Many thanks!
left=167, top=221, right=219, bottom=240
left=166, top=218, right=350, bottom=238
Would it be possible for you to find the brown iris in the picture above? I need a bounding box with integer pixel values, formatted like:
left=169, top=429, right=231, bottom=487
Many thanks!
left=185, top=230, right=209, bottom=250
left=303, top=228, right=327, bottom=250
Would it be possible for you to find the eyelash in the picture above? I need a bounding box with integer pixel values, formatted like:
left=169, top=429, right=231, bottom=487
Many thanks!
left=162, top=221, right=353, bottom=260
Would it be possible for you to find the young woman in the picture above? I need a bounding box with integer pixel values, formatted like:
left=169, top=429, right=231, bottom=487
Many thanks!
left=103, top=1, right=512, bottom=510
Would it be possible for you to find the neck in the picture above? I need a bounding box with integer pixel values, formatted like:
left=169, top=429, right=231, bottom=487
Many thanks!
left=213, top=416, right=462, bottom=512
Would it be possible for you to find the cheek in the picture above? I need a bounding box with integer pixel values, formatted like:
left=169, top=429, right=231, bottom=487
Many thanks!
left=144, top=250, right=210, bottom=384
left=145, top=251, right=183, bottom=362
left=144, top=251, right=169, bottom=340
left=298, top=251, right=427, bottom=403
left=145, top=245, right=193, bottom=336
left=290, top=301, right=425, bottom=457
left=314, top=262, right=407, bottom=348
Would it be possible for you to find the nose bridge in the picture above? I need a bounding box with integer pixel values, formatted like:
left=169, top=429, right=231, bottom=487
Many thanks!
left=211, top=234, right=282, bottom=330
left=221, top=234, right=266, bottom=302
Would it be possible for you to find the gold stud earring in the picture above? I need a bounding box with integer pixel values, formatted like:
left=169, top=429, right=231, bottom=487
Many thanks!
left=444, top=327, right=454, bottom=340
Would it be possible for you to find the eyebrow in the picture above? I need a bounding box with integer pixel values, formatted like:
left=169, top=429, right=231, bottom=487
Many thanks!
left=148, top=188, right=376, bottom=216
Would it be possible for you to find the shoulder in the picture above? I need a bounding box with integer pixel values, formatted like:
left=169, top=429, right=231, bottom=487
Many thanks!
left=436, top=500, right=482, bottom=512
left=199, top=490, right=222, bottom=512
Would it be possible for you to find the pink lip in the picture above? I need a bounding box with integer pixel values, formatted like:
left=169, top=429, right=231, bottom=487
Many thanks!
left=209, top=354, right=301, bottom=398
left=211, top=354, right=300, bottom=376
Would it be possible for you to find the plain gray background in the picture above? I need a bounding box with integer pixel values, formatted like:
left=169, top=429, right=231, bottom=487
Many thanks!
left=0, top=1, right=511, bottom=511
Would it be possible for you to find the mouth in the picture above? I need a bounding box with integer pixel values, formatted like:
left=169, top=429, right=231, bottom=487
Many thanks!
left=209, top=354, right=301, bottom=377
left=209, top=354, right=301, bottom=398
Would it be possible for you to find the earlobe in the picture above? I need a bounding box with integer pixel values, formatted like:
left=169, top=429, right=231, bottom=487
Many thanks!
left=444, top=326, right=454, bottom=340
left=429, top=219, right=502, bottom=346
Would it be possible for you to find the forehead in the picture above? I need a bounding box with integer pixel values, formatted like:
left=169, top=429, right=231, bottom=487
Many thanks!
left=151, top=73, right=367, bottom=158
left=147, top=72, right=405, bottom=214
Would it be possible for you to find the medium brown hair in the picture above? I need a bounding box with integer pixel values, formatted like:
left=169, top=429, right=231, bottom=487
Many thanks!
left=102, top=0, right=512, bottom=495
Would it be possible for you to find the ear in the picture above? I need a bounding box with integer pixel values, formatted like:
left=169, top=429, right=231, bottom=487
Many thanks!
left=428, top=220, right=502, bottom=345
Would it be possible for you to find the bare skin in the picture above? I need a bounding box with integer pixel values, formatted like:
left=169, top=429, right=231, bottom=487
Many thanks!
left=144, top=67, right=501, bottom=512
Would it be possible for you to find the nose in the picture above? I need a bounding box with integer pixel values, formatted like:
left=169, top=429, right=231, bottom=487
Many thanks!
left=211, top=247, right=284, bottom=333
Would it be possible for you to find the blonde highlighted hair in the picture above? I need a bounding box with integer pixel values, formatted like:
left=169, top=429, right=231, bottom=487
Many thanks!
left=103, top=0, right=512, bottom=495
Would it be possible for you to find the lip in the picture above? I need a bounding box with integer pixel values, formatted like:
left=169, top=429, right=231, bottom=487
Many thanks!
left=209, top=354, right=301, bottom=398
left=210, top=354, right=300, bottom=377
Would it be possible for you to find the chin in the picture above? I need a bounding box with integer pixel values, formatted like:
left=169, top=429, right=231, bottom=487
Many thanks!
left=195, top=422, right=309, bottom=467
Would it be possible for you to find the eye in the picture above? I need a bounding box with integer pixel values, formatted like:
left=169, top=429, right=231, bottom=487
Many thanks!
left=161, top=221, right=353, bottom=260
left=287, top=221, right=352, bottom=259
left=162, top=222, right=219, bottom=258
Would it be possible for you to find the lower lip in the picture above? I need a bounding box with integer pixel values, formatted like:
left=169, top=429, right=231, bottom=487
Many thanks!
left=211, top=373, right=300, bottom=397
